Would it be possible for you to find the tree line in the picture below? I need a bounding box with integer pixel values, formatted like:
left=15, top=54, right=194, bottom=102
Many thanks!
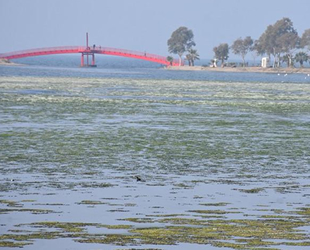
left=167, top=17, right=310, bottom=68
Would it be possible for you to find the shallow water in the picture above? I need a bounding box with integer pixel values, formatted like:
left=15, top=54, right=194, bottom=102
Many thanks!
left=0, top=75, right=310, bottom=249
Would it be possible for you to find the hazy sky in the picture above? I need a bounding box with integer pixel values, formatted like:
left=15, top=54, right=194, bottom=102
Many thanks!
left=1, top=0, right=309, bottom=59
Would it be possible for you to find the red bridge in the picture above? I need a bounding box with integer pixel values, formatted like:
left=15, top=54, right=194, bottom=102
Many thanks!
left=0, top=46, right=181, bottom=67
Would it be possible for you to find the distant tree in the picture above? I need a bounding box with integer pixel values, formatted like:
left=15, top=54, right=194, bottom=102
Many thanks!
left=277, top=32, right=300, bottom=67
left=185, top=49, right=200, bottom=66
left=250, top=40, right=261, bottom=66
left=256, top=25, right=274, bottom=61
left=231, top=36, right=253, bottom=66
left=301, top=29, right=310, bottom=51
left=273, top=18, right=299, bottom=68
left=166, top=56, right=174, bottom=66
left=257, top=17, right=298, bottom=67
left=281, top=54, right=295, bottom=68
left=185, top=54, right=191, bottom=66
left=294, top=52, right=309, bottom=68
left=213, top=43, right=229, bottom=67
left=168, top=27, right=196, bottom=66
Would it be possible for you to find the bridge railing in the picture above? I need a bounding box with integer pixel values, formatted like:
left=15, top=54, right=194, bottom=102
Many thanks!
left=0, top=46, right=84, bottom=58
left=102, top=47, right=163, bottom=59
left=100, top=47, right=180, bottom=65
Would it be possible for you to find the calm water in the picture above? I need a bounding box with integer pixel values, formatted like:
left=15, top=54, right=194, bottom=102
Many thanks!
left=1, top=55, right=310, bottom=83
left=0, top=56, right=310, bottom=250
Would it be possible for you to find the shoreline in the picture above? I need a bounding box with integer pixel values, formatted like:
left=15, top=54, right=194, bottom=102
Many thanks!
left=0, top=58, right=22, bottom=66
left=1, top=58, right=310, bottom=75
left=166, top=65, right=310, bottom=74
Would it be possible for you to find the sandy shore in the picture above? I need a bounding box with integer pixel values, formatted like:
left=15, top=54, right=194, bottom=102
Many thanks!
left=167, top=65, right=310, bottom=74
left=0, top=58, right=21, bottom=66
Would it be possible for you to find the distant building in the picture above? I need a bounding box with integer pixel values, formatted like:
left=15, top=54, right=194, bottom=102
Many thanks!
left=261, top=57, right=269, bottom=68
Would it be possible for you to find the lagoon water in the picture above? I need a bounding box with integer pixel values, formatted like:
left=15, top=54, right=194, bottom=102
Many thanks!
left=0, top=56, right=310, bottom=250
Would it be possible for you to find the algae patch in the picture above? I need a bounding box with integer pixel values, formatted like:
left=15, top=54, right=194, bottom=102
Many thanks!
left=2, top=207, right=310, bottom=249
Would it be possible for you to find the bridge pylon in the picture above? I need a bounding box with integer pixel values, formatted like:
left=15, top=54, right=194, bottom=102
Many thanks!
left=80, top=32, right=97, bottom=67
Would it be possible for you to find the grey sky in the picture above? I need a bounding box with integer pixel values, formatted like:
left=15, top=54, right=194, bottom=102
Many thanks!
left=1, top=0, right=309, bottom=59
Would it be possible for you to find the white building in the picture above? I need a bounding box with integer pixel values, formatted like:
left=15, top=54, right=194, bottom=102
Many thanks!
left=261, top=57, right=269, bottom=68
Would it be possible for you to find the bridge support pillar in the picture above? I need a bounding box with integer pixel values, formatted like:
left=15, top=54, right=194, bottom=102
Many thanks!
left=80, top=52, right=96, bottom=67
left=92, top=54, right=95, bottom=66
left=81, top=54, right=84, bottom=67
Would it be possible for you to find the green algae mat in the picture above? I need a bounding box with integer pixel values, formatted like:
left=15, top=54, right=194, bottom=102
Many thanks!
left=1, top=77, right=310, bottom=249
